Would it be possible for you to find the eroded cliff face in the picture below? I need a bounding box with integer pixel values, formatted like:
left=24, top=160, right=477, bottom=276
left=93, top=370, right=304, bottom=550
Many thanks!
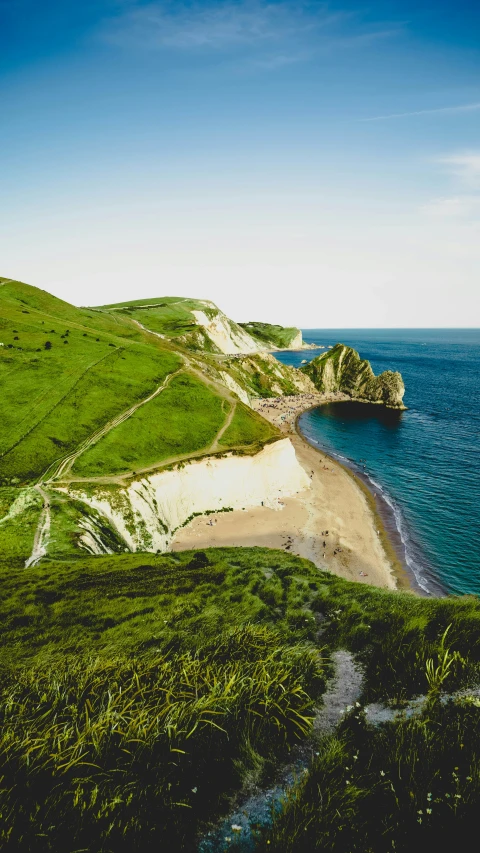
left=59, top=438, right=310, bottom=555
left=301, top=344, right=406, bottom=409
left=189, top=308, right=264, bottom=355
left=221, top=352, right=317, bottom=400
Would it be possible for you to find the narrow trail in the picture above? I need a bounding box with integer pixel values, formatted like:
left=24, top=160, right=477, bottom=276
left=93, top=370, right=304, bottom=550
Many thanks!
left=25, top=485, right=51, bottom=568
left=44, top=367, right=184, bottom=482
left=23, top=316, right=247, bottom=564
left=51, top=320, right=242, bottom=485
left=199, top=650, right=364, bottom=853
left=209, top=400, right=236, bottom=451
left=59, top=399, right=237, bottom=486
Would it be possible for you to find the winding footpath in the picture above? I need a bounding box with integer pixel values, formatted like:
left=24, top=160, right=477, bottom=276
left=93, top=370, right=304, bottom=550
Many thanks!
left=199, top=650, right=364, bottom=853
left=42, top=367, right=184, bottom=482
left=24, top=318, right=241, bottom=565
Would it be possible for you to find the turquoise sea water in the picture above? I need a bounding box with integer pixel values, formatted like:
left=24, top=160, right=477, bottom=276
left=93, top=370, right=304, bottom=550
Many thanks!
left=275, top=330, right=480, bottom=596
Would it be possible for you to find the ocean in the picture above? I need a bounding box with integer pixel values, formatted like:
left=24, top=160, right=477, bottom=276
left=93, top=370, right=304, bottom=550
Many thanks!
left=275, top=329, right=480, bottom=596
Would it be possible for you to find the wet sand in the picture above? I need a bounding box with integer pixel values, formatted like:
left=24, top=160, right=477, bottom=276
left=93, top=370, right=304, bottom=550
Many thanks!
left=172, top=394, right=403, bottom=590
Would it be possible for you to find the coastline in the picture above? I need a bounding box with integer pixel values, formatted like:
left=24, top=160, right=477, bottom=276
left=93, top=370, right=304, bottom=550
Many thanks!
left=294, top=406, right=413, bottom=592
left=172, top=393, right=408, bottom=592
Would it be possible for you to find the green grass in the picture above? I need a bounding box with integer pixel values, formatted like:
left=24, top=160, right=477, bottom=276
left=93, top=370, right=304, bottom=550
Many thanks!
left=0, top=280, right=186, bottom=482
left=0, top=344, right=180, bottom=481
left=1, top=547, right=480, bottom=850
left=239, top=321, right=300, bottom=348
left=0, top=487, right=42, bottom=559
left=265, top=697, right=480, bottom=852
left=0, top=548, right=322, bottom=665
left=72, top=372, right=228, bottom=477
left=219, top=401, right=280, bottom=448
left=0, top=548, right=326, bottom=852
left=100, top=296, right=216, bottom=339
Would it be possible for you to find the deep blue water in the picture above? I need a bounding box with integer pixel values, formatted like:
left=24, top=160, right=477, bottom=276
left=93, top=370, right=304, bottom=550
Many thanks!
left=275, top=330, right=480, bottom=596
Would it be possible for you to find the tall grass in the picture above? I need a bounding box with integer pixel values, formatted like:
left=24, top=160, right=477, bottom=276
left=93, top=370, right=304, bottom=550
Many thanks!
left=265, top=697, right=480, bottom=852
left=0, top=624, right=324, bottom=852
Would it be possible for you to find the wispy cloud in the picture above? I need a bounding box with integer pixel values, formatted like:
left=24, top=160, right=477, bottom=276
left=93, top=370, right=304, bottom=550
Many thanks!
left=100, top=1, right=401, bottom=69
left=421, top=195, right=480, bottom=218
left=103, top=1, right=321, bottom=50
left=360, top=102, right=480, bottom=122
left=422, top=151, right=480, bottom=219
left=438, top=152, right=480, bottom=187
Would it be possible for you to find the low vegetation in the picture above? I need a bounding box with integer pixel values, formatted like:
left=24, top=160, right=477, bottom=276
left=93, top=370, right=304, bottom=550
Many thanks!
left=1, top=548, right=480, bottom=850
left=71, top=373, right=228, bottom=477
left=239, top=321, right=300, bottom=349
left=218, top=402, right=279, bottom=449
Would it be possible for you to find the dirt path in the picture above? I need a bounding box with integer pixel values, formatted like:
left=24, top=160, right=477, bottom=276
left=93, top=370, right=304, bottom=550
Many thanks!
left=210, top=400, right=236, bottom=451
left=198, top=650, right=364, bottom=852
left=44, top=367, right=184, bottom=482
left=46, top=322, right=241, bottom=486
left=25, top=485, right=51, bottom=568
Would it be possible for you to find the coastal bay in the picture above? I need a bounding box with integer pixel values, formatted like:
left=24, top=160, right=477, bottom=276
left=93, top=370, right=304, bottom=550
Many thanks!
left=172, top=394, right=401, bottom=591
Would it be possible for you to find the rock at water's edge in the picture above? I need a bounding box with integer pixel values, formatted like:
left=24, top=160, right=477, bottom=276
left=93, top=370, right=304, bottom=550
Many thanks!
left=300, top=343, right=406, bottom=409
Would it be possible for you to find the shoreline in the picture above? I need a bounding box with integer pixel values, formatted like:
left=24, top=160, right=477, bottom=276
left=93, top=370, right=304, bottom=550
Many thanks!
left=295, top=404, right=443, bottom=597
left=172, top=393, right=406, bottom=592
left=294, top=407, right=413, bottom=592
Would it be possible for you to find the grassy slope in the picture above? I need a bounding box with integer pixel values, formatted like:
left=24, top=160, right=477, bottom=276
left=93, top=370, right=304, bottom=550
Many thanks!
left=0, top=280, right=181, bottom=481
left=240, top=321, right=300, bottom=348
left=0, top=281, right=277, bottom=485
left=71, top=372, right=228, bottom=477
left=0, top=278, right=284, bottom=560
left=218, top=401, right=279, bottom=448
left=99, top=295, right=216, bottom=339
left=1, top=547, right=480, bottom=851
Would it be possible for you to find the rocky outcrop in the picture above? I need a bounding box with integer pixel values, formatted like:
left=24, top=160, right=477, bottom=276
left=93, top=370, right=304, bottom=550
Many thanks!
left=220, top=352, right=317, bottom=401
left=301, top=344, right=406, bottom=409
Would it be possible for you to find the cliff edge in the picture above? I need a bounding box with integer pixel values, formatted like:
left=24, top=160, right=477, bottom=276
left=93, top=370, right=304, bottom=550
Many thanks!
left=300, top=344, right=406, bottom=409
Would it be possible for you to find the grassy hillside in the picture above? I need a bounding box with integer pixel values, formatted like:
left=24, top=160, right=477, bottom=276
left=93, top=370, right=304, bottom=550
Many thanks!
left=100, top=295, right=261, bottom=353
left=71, top=373, right=229, bottom=477
left=100, top=295, right=213, bottom=339
left=0, top=279, right=182, bottom=482
left=1, top=547, right=480, bottom=851
left=0, top=278, right=286, bottom=562
left=240, top=321, right=301, bottom=348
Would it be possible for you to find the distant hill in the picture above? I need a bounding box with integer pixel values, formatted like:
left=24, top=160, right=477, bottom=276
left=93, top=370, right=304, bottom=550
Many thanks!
left=100, top=295, right=265, bottom=355
left=239, top=321, right=303, bottom=349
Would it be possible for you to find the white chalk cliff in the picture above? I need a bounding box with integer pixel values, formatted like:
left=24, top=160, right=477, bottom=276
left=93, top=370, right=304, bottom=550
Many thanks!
left=61, top=438, right=310, bottom=554
left=191, top=308, right=263, bottom=355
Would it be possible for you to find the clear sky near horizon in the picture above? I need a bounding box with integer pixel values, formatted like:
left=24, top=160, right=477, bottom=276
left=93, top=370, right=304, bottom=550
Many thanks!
left=1, top=0, right=479, bottom=327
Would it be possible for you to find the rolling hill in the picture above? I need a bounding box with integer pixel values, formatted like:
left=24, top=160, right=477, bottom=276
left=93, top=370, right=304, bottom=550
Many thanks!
left=1, top=277, right=313, bottom=564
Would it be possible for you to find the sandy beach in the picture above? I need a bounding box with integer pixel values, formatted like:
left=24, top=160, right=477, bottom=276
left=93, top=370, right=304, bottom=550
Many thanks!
left=172, top=393, right=401, bottom=590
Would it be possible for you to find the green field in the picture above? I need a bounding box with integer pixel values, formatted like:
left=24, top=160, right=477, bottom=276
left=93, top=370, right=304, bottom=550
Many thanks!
left=219, top=400, right=279, bottom=448
left=0, top=280, right=183, bottom=482
left=1, top=547, right=480, bottom=851
left=0, top=281, right=279, bottom=487
left=71, top=373, right=229, bottom=477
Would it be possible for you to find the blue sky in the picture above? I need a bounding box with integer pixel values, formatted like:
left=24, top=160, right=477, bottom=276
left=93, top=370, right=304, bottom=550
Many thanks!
left=1, top=0, right=479, bottom=326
